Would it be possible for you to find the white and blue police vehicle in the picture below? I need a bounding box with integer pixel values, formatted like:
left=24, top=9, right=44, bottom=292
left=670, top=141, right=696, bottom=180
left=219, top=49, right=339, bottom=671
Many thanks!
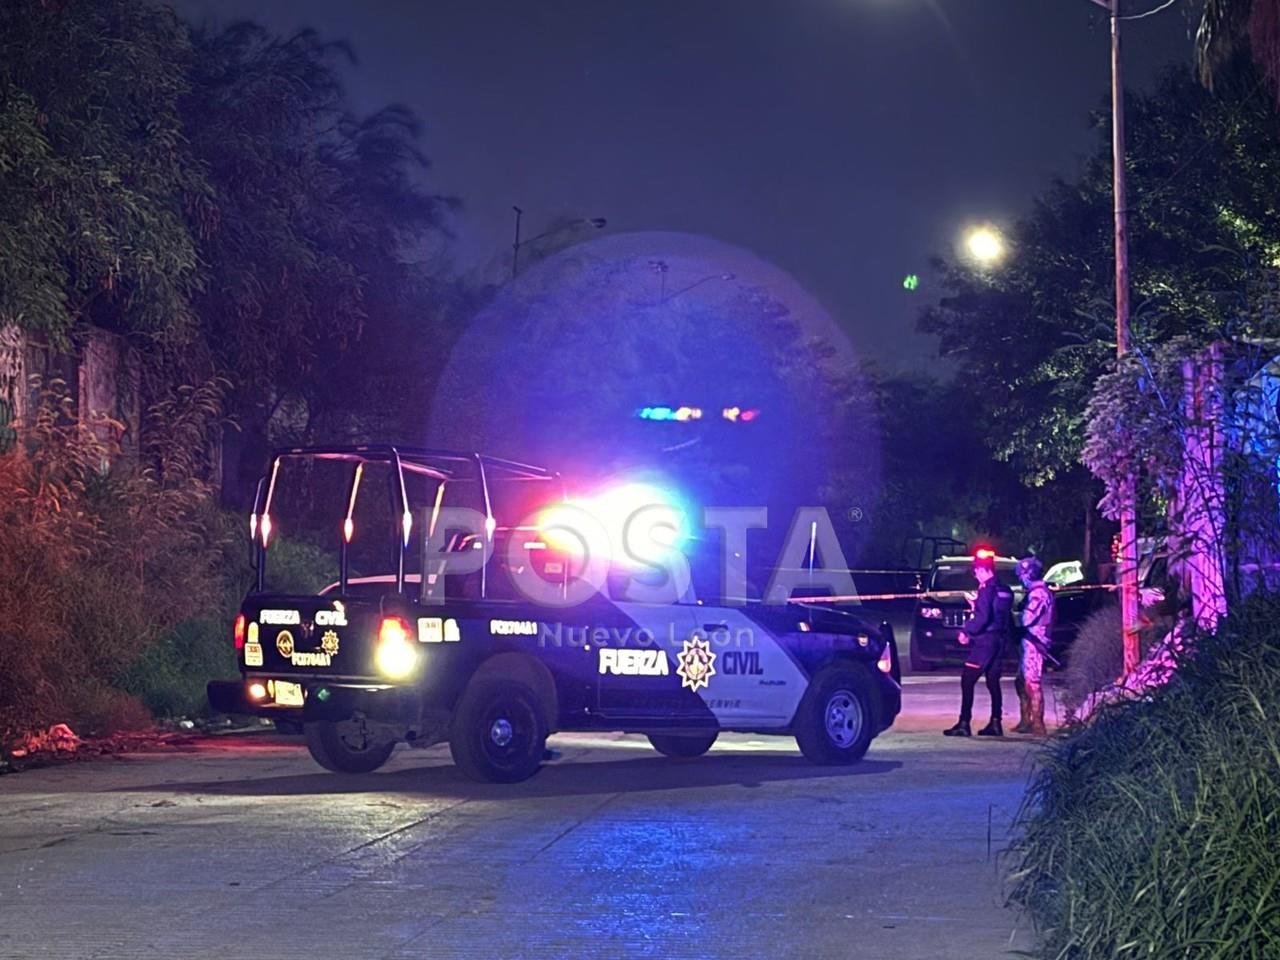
left=207, top=446, right=901, bottom=782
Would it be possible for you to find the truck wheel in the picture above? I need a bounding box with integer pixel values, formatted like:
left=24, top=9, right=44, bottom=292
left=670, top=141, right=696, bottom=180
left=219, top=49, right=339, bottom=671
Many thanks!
left=648, top=732, right=718, bottom=758
left=305, top=718, right=396, bottom=774
left=794, top=665, right=876, bottom=765
left=449, top=679, right=547, bottom=783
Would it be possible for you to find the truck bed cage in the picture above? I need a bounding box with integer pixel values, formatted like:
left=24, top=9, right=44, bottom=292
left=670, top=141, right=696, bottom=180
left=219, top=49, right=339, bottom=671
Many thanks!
left=269, top=445, right=558, bottom=482
left=252, top=445, right=562, bottom=597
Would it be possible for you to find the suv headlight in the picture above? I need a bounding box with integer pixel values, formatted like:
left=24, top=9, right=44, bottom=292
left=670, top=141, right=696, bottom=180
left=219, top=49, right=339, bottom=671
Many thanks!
left=919, top=606, right=943, bottom=620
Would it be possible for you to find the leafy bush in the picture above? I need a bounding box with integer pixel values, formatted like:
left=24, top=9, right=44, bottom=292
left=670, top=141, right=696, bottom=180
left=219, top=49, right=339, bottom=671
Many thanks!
left=0, top=379, right=231, bottom=741
left=259, top=537, right=338, bottom=596
left=1057, top=603, right=1166, bottom=718
left=115, top=617, right=239, bottom=719
left=1010, top=592, right=1280, bottom=959
left=114, top=532, right=336, bottom=719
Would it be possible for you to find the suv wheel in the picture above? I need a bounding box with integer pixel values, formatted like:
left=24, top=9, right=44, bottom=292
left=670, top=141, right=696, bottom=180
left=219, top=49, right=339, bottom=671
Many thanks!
left=648, top=732, right=718, bottom=758
left=794, top=665, right=876, bottom=765
left=305, top=718, right=396, bottom=773
left=449, top=679, right=547, bottom=783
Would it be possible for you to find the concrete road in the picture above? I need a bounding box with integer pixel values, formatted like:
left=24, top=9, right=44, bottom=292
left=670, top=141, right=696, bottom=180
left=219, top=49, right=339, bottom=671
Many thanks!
left=0, top=680, right=1042, bottom=960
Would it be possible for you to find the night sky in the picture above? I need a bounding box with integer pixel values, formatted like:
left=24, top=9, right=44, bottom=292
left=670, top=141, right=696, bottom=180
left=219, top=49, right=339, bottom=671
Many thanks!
left=172, top=0, right=1193, bottom=372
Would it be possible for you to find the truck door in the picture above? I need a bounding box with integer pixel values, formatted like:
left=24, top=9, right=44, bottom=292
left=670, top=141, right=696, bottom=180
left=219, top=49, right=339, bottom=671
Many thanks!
left=594, top=601, right=707, bottom=723
left=687, top=606, right=810, bottom=730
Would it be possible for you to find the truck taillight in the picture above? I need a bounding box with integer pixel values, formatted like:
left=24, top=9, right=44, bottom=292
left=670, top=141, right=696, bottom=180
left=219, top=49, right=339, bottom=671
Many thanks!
left=877, top=639, right=894, bottom=674
left=234, top=613, right=246, bottom=650
left=376, top=616, right=416, bottom=679
left=379, top=616, right=410, bottom=645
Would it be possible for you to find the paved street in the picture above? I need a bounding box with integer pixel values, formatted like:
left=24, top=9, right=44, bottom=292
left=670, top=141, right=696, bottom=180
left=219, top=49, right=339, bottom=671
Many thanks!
left=0, top=674, right=1042, bottom=960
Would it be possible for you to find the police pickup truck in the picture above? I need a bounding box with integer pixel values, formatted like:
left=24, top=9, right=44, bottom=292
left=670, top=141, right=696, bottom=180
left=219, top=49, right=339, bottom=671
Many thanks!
left=207, top=447, right=901, bottom=782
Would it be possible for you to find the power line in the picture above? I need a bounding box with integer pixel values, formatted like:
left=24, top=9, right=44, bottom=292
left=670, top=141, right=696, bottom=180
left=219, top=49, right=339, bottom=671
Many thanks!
left=1121, top=0, right=1180, bottom=21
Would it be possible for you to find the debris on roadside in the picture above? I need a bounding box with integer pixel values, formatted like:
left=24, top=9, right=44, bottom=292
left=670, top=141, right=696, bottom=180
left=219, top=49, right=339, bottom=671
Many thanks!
left=0, top=714, right=275, bottom=773
left=8, top=723, right=83, bottom=758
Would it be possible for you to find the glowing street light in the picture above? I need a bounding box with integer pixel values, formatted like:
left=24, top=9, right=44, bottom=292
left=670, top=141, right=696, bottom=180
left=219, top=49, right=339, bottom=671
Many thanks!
left=964, top=225, right=1006, bottom=266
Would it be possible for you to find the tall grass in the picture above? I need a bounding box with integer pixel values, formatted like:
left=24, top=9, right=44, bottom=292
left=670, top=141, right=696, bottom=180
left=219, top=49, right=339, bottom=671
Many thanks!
left=0, top=380, right=229, bottom=739
left=1009, top=593, right=1280, bottom=959
left=1057, top=603, right=1167, bottom=719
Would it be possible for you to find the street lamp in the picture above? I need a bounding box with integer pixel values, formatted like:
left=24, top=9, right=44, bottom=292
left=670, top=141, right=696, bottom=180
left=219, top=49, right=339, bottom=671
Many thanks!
left=658, top=272, right=736, bottom=305
left=963, top=225, right=1005, bottom=267
left=641, top=263, right=735, bottom=305
left=511, top=207, right=607, bottom=278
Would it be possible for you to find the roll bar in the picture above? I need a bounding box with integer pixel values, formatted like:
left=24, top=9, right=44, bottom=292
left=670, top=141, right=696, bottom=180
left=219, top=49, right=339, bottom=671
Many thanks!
left=250, top=445, right=562, bottom=596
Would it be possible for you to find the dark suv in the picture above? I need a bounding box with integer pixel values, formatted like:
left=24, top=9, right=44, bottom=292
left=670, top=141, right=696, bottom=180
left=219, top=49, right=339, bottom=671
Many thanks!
left=908, top=555, right=1022, bottom=671
left=908, top=555, right=1105, bottom=671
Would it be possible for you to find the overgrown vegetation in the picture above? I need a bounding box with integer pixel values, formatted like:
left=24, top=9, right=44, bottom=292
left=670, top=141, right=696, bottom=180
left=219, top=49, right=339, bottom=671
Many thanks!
left=0, top=0, right=461, bottom=742
left=1009, top=592, right=1280, bottom=959
left=0, top=380, right=234, bottom=738
left=1054, top=603, right=1171, bottom=719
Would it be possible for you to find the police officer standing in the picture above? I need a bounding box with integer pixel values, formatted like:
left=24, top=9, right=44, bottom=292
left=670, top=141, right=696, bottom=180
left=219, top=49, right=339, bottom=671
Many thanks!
left=1013, top=556, right=1053, bottom=736
left=944, top=550, right=1014, bottom=738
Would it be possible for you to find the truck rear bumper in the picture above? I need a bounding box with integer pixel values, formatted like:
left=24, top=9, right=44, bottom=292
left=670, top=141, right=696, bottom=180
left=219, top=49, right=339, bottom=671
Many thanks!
left=207, top=679, right=427, bottom=725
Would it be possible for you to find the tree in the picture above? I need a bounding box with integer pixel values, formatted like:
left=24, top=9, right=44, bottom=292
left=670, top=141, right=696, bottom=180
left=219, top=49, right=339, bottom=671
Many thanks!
left=0, top=0, right=207, bottom=344
left=179, top=23, right=455, bottom=496
left=1197, top=0, right=1280, bottom=103
left=866, top=374, right=1082, bottom=564
left=427, top=241, right=880, bottom=562
left=919, top=68, right=1280, bottom=556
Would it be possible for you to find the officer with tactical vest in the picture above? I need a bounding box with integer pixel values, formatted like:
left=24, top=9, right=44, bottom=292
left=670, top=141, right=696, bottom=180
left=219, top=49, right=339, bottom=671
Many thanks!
left=944, top=549, right=1015, bottom=738
left=1013, top=555, right=1054, bottom=736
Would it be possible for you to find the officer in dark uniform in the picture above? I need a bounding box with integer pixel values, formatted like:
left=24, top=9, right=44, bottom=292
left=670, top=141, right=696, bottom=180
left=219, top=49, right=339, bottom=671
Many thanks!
left=943, top=549, right=1014, bottom=738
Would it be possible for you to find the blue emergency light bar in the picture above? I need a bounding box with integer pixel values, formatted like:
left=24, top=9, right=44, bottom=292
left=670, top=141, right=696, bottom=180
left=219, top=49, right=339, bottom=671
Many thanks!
left=635, top=406, right=759, bottom=423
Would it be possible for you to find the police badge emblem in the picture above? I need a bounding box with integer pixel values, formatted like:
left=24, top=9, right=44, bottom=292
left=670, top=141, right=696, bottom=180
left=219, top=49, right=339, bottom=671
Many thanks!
left=676, top=637, right=716, bottom=692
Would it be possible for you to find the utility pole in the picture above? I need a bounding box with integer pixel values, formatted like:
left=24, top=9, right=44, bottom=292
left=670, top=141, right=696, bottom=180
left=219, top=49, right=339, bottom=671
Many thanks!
left=1102, top=0, right=1142, bottom=677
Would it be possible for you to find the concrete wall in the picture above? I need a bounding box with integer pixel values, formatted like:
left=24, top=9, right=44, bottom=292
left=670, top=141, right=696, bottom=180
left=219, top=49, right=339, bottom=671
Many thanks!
left=0, top=324, right=139, bottom=458
left=0, top=324, right=22, bottom=452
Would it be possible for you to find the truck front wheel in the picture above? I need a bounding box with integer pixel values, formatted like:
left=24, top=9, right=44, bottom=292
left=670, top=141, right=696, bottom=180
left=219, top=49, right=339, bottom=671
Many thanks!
left=449, top=679, right=547, bottom=783
left=305, top=718, right=396, bottom=774
left=793, top=665, right=876, bottom=765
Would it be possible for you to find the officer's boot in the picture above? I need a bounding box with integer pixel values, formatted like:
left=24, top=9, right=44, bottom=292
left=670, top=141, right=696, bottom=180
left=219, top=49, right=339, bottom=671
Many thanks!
left=977, top=717, right=1003, bottom=737
left=1012, top=683, right=1033, bottom=734
left=943, top=720, right=971, bottom=737
left=1027, top=684, right=1047, bottom=737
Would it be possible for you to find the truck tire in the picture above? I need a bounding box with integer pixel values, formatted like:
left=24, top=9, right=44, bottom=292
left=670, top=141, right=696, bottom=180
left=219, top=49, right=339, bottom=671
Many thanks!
left=449, top=678, right=547, bottom=783
left=648, top=732, right=718, bottom=758
left=305, top=719, right=396, bottom=774
left=794, top=665, right=876, bottom=765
